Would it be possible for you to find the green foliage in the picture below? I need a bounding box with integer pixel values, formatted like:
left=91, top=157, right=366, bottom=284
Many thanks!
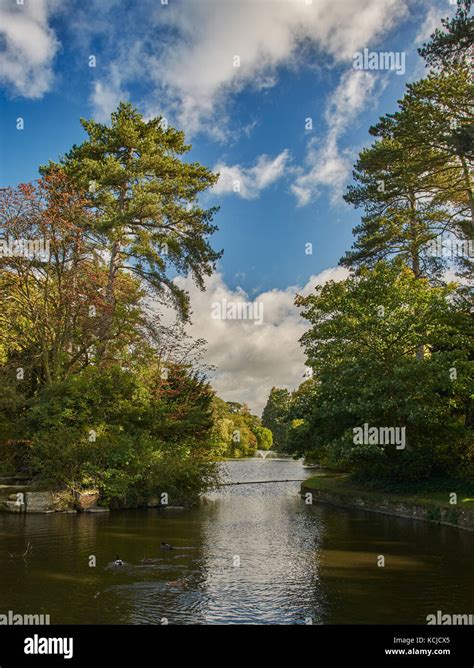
left=305, top=4, right=474, bottom=490
left=343, top=1, right=473, bottom=279
left=285, top=380, right=319, bottom=459
left=254, top=425, right=273, bottom=451
left=341, top=66, right=473, bottom=277
left=262, top=387, right=291, bottom=450
left=209, top=397, right=272, bottom=458
left=0, top=105, right=226, bottom=506
left=419, top=0, right=473, bottom=68
left=293, top=262, right=473, bottom=483
left=45, top=102, right=221, bottom=322
left=4, top=362, right=219, bottom=506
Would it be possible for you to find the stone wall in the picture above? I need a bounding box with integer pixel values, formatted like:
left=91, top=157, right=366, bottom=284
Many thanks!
left=301, top=484, right=474, bottom=531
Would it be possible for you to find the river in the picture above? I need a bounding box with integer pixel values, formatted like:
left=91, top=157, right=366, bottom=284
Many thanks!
left=0, top=459, right=472, bottom=624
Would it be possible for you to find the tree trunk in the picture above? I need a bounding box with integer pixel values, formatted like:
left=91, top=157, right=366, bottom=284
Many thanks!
left=106, top=239, right=121, bottom=306
left=98, top=180, right=128, bottom=357
left=460, top=156, right=474, bottom=229
left=413, top=250, right=424, bottom=360
left=409, top=193, right=424, bottom=360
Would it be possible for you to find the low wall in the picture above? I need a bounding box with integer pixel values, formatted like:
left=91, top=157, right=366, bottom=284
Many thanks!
left=300, top=483, right=474, bottom=532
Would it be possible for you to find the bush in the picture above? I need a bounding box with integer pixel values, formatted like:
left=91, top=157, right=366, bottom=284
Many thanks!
left=0, top=440, right=32, bottom=476
left=16, top=364, right=218, bottom=505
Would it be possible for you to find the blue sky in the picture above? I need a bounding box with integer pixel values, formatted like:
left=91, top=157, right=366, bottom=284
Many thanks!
left=0, top=0, right=454, bottom=411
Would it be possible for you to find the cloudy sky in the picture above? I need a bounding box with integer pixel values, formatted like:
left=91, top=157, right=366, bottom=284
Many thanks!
left=0, top=0, right=453, bottom=412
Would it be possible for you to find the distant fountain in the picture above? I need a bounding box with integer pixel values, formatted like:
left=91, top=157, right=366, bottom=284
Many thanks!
left=254, top=450, right=278, bottom=459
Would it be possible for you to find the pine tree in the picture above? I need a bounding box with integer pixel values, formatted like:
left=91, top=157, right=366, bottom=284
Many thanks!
left=341, top=130, right=449, bottom=279
left=341, top=67, right=473, bottom=279
left=42, top=103, right=221, bottom=332
left=419, top=0, right=473, bottom=68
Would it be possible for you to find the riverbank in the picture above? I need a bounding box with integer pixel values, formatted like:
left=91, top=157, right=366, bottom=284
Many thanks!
left=0, top=476, right=189, bottom=514
left=301, top=474, right=474, bottom=531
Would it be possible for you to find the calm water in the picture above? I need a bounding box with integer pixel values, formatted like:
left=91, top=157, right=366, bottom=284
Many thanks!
left=0, top=459, right=473, bottom=624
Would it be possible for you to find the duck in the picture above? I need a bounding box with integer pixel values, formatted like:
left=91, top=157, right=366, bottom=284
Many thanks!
left=141, top=556, right=157, bottom=565
left=167, top=577, right=186, bottom=588
left=160, top=542, right=173, bottom=551
left=114, top=555, right=124, bottom=566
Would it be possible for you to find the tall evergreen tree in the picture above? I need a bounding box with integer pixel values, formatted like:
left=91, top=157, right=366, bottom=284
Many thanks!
left=342, top=70, right=472, bottom=278
left=42, top=103, right=221, bottom=332
left=341, top=131, right=449, bottom=279
left=384, top=68, right=473, bottom=230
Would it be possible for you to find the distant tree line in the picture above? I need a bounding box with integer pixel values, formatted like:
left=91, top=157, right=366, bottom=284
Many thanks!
left=211, top=398, right=273, bottom=458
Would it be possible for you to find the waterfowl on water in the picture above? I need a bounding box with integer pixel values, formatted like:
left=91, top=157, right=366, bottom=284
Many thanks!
left=167, top=579, right=185, bottom=587
left=114, top=555, right=124, bottom=566
left=160, top=542, right=173, bottom=551
left=141, top=556, right=157, bottom=564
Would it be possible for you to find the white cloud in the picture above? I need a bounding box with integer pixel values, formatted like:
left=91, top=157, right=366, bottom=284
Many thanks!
left=155, top=0, right=405, bottom=136
left=85, top=0, right=407, bottom=137
left=0, top=0, right=59, bottom=98
left=90, top=65, right=128, bottom=122
left=326, top=68, right=378, bottom=135
left=169, top=266, right=348, bottom=414
left=213, top=150, right=290, bottom=199
left=291, top=69, right=380, bottom=206
left=291, top=134, right=352, bottom=207
left=415, top=5, right=447, bottom=46
left=300, top=266, right=349, bottom=296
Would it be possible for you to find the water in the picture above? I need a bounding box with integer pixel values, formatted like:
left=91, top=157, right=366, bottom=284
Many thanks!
left=0, top=459, right=472, bottom=624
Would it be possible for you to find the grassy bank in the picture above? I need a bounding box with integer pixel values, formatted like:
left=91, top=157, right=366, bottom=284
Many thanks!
left=301, top=473, right=474, bottom=530
left=302, top=473, right=474, bottom=508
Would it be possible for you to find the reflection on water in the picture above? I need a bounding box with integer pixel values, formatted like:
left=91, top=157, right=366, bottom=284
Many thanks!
left=0, top=459, right=472, bottom=624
